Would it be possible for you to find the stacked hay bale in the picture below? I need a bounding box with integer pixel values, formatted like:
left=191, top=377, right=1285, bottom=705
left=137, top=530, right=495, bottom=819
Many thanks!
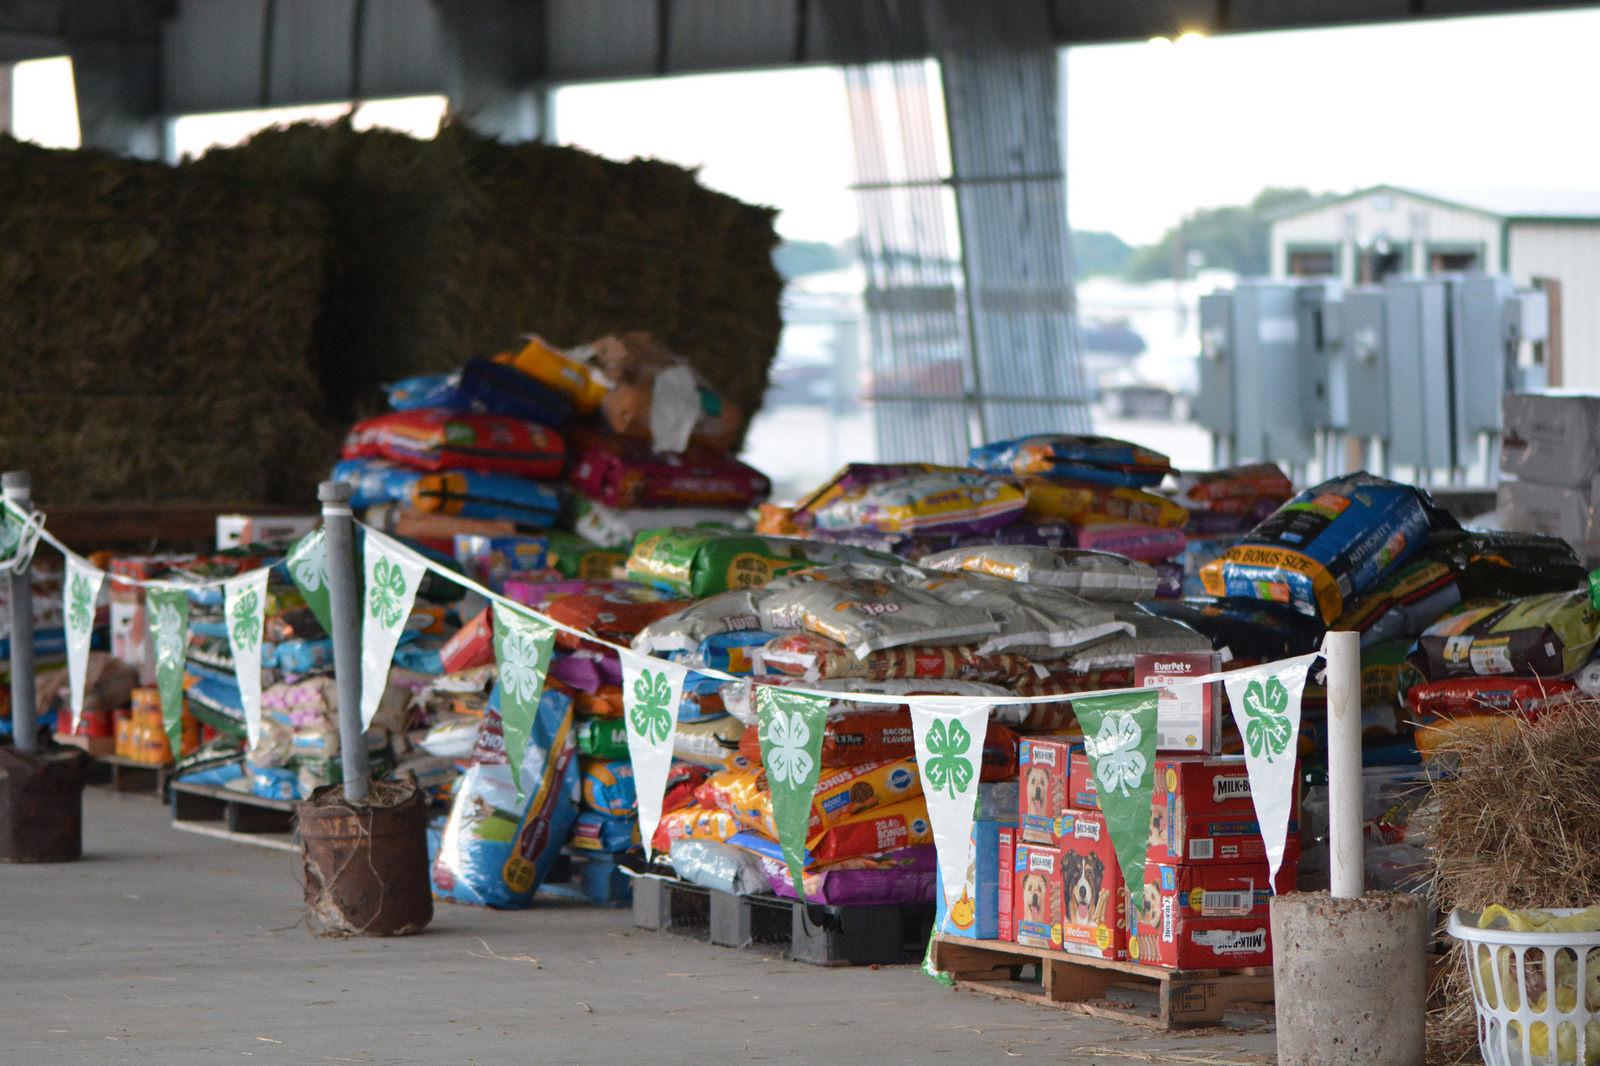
left=207, top=122, right=785, bottom=434
left=0, top=137, right=332, bottom=504
left=0, top=123, right=783, bottom=506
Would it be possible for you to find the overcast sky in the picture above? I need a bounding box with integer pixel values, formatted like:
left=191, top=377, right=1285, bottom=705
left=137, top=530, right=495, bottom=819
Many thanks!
left=558, top=6, right=1600, bottom=246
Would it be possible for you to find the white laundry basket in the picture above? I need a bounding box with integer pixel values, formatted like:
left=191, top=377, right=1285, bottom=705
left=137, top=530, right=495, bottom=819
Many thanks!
left=1449, top=908, right=1600, bottom=1066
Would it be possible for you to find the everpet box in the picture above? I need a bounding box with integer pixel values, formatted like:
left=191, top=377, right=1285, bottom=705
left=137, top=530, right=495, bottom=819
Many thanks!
left=1149, top=755, right=1299, bottom=873
left=1056, top=809, right=1127, bottom=961
left=1012, top=842, right=1064, bottom=950
left=1135, top=652, right=1224, bottom=753
left=1018, top=737, right=1075, bottom=843
left=1130, top=858, right=1297, bottom=969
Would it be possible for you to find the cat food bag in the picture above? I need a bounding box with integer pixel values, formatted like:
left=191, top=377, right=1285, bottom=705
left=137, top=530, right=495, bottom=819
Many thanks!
left=808, top=471, right=1026, bottom=536
left=1408, top=588, right=1600, bottom=680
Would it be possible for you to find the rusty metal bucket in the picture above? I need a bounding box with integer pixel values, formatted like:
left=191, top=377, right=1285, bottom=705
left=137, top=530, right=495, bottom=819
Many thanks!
left=297, top=782, right=433, bottom=937
left=0, top=744, right=89, bottom=863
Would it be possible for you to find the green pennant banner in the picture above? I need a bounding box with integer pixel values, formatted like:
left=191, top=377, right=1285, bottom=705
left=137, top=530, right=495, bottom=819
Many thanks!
left=1074, top=689, right=1160, bottom=900
left=145, top=587, right=191, bottom=763
left=755, top=686, right=830, bottom=900
left=286, top=527, right=333, bottom=636
left=491, top=602, right=556, bottom=797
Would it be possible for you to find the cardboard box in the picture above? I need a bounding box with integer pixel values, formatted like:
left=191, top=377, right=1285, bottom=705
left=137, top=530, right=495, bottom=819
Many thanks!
left=110, top=555, right=193, bottom=685
left=936, top=818, right=1014, bottom=939
left=1135, top=651, right=1223, bottom=753
left=1149, top=755, right=1300, bottom=873
left=998, top=826, right=1016, bottom=942
left=1012, top=842, right=1065, bottom=950
left=1018, top=737, right=1075, bottom=843
left=1057, top=809, right=1127, bottom=961
left=1068, top=749, right=1099, bottom=811
left=1500, top=391, right=1600, bottom=488
left=216, top=514, right=318, bottom=550
left=1130, top=859, right=1297, bottom=969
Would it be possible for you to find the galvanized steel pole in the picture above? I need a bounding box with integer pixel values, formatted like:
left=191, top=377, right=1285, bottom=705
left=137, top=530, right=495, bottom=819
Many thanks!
left=320, top=482, right=370, bottom=803
left=5, top=472, right=37, bottom=755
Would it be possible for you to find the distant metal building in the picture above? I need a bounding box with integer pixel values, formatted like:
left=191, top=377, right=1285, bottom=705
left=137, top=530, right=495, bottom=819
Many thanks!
left=1270, top=184, right=1600, bottom=388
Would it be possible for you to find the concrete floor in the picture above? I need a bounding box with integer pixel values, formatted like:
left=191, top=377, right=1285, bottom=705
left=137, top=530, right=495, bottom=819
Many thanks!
left=0, top=790, right=1278, bottom=1065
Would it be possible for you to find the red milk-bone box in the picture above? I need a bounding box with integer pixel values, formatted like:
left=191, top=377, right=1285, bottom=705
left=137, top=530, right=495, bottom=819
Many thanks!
left=997, top=825, right=1017, bottom=942
left=1149, top=755, right=1300, bottom=875
left=1055, top=809, right=1128, bottom=961
left=1012, top=842, right=1065, bottom=951
left=1018, top=737, right=1076, bottom=845
left=1129, top=857, right=1298, bottom=969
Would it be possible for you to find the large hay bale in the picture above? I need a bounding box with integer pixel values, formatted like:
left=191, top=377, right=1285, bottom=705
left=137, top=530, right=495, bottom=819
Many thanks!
left=0, top=136, right=333, bottom=505
left=206, top=122, right=785, bottom=433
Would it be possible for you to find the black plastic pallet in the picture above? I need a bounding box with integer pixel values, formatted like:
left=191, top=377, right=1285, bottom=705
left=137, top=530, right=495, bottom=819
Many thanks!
left=169, top=780, right=299, bottom=852
left=631, top=875, right=934, bottom=967
left=89, top=754, right=172, bottom=797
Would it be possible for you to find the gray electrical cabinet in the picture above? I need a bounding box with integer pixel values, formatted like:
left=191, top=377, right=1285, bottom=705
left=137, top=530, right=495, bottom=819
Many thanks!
left=1196, top=291, right=1236, bottom=459
left=1233, top=281, right=1314, bottom=466
left=1449, top=275, right=1549, bottom=459
left=1383, top=278, right=1454, bottom=476
left=1340, top=287, right=1390, bottom=443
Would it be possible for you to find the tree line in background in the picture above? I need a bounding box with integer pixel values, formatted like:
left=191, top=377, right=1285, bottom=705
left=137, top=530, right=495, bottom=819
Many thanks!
left=773, top=186, right=1333, bottom=284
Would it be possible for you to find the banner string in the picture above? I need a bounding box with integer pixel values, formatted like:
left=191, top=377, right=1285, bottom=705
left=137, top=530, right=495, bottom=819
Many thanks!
left=2, top=495, right=1324, bottom=711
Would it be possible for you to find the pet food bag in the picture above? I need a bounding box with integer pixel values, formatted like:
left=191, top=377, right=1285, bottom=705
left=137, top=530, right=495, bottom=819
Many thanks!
left=757, top=574, right=999, bottom=656
left=652, top=802, right=741, bottom=854
left=342, top=409, right=565, bottom=479
left=333, top=460, right=563, bottom=527
left=580, top=758, right=637, bottom=817
left=625, top=529, right=811, bottom=598
left=1020, top=478, right=1189, bottom=529
left=760, top=632, right=1035, bottom=684
left=431, top=689, right=579, bottom=908
left=1200, top=473, right=1434, bottom=623
left=587, top=331, right=743, bottom=453
left=569, top=434, right=771, bottom=510
left=969, top=434, right=1172, bottom=487
left=920, top=545, right=1158, bottom=601
left=1409, top=588, right=1600, bottom=680
left=497, top=336, right=610, bottom=414
left=808, top=471, right=1026, bottom=536
left=1073, top=521, right=1188, bottom=563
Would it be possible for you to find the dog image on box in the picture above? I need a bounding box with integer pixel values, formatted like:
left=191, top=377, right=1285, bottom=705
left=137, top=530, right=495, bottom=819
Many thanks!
left=1056, top=810, right=1127, bottom=960
left=1012, top=843, right=1064, bottom=949
left=1018, top=739, right=1073, bottom=844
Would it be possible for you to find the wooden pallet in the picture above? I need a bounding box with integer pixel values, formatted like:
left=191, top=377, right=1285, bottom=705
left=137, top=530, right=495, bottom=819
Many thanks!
left=632, top=875, right=935, bottom=967
left=89, top=754, right=173, bottom=797
left=930, top=934, right=1274, bottom=1030
left=169, top=780, right=299, bottom=852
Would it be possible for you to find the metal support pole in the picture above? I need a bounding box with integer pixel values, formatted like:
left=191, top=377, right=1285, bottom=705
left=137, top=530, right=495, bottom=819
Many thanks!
left=1324, top=630, right=1363, bottom=899
left=320, top=481, right=370, bottom=803
left=5, top=472, right=37, bottom=755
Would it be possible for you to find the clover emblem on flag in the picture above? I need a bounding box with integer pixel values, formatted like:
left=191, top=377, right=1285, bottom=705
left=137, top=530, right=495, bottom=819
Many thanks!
left=68, top=573, right=93, bottom=634
left=1243, top=677, right=1293, bottom=762
left=1091, top=710, right=1147, bottom=797
left=765, top=709, right=813, bottom=787
left=230, top=589, right=261, bottom=651
left=629, top=668, right=675, bottom=746
left=922, top=717, right=973, bottom=799
left=498, top=620, right=552, bottom=704
left=367, top=556, right=409, bottom=629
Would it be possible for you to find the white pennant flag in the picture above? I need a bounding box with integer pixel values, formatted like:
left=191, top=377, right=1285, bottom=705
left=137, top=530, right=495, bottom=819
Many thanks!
left=360, top=533, right=425, bottom=730
left=224, top=568, right=271, bottom=749
left=619, top=649, right=687, bottom=861
left=910, top=700, right=991, bottom=920
left=1223, top=657, right=1313, bottom=892
left=62, top=556, right=105, bottom=733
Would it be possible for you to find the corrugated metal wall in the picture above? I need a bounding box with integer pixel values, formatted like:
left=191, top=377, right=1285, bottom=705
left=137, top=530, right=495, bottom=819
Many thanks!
left=1510, top=223, right=1600, bottom=389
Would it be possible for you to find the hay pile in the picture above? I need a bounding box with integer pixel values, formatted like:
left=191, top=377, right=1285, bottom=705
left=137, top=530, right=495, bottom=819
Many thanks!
left=205, top=121, right=785, bottom=433
left=1427, top=699, right=1600, bottom=1062
left=0, top=136, right=333, bottom=504
left=0, top=123, right=783, bottom=507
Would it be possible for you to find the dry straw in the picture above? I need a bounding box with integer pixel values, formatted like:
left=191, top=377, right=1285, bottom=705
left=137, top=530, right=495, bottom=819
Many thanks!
left=1426, top=698, right=1600, bottom=1063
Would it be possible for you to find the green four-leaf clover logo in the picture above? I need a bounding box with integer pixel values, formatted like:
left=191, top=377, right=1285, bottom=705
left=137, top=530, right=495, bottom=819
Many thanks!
left=498, top=620, right=552, bottom=704
left=68, top=573, right=93, bottom=633
left=630, top=669, right=675, bottom=746
left=367, top=556, right=409, bottom=629
left=1243, top=677, right=1292, bottom=762
left=230, top=589, right=261, bottom=651
left=923, top=717, right=973, bottom=799
left=764, top=707, right=813, bottom=787
left=1090, top=710, right=1147, bottom=797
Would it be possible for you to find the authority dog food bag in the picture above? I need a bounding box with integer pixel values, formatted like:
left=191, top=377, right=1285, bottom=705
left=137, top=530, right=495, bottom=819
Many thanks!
left=919, top=545, right=1159, bottom=602
left=431, top=688, right=579, bottom=909
left=342, top=409, right=565, bottom=479
left=1408, top=588, right=1600, bottom=680
left=1200, top=474, right=1433, bottom=624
